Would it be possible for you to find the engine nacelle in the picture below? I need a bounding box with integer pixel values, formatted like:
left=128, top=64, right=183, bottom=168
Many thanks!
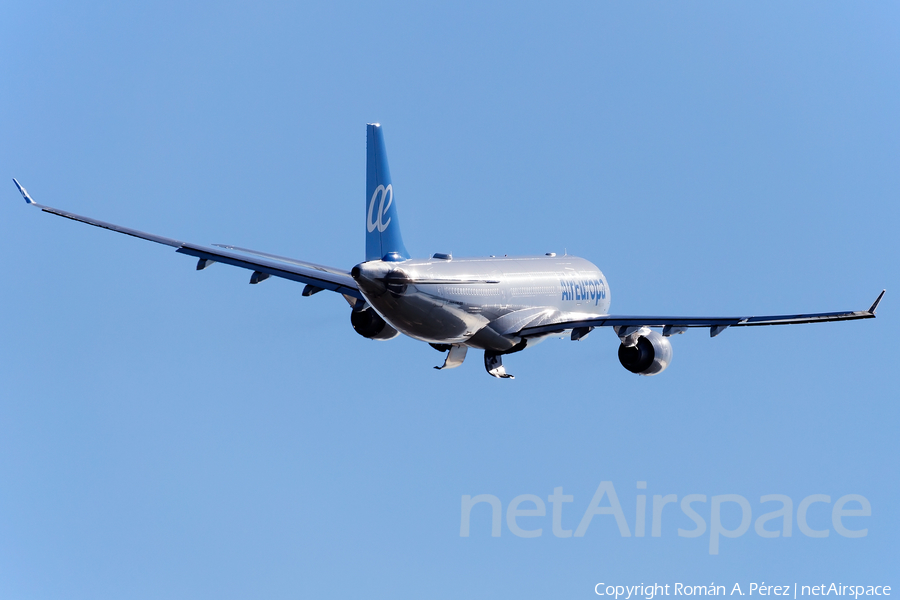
left=350, top=307, right=400, bottom=340
left=617, top=330, right=672, bottom=376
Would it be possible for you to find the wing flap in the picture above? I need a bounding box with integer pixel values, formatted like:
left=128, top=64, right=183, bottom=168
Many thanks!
left=32, top=200, right=184, bottom=248
left=211, top=244, right=354, bottom=279
left=177, top=244, right=361, bottom=298
left=517, top=292, right=884, bottom=338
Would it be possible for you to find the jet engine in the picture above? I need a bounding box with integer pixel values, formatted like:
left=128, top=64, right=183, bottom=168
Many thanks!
left=350, top=306, right=400, bottom=340
left=617, top=330, right=672, bottom=376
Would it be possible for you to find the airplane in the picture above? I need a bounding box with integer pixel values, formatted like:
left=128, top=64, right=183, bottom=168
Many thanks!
left=13, top=123, right=884, bottom=379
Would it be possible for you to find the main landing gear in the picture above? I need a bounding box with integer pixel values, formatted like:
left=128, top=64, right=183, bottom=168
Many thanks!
left=484, top=352, right=514, bottom=379
left=430, top=344, right=517, bottom=379
left=433, top=344, right=468, bottom=370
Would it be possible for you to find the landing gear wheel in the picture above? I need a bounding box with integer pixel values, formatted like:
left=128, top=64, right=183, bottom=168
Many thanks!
left=484, top=352, right=514, bottom=379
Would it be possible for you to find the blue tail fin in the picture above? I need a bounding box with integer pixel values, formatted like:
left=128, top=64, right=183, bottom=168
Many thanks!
left=366, top=123, right=409, bottom=262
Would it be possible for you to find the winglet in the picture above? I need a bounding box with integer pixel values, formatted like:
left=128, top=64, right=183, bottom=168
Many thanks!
left=868, top=290, right=885, bottom=315
left=12, top=179, right=36, bottom=205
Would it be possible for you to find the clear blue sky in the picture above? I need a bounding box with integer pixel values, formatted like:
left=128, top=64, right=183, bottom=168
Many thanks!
left=2, top=2, right=898, bottom=598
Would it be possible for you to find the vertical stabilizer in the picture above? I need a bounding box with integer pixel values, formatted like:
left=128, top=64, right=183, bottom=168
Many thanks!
left=366, top=124, right=409, bottom=261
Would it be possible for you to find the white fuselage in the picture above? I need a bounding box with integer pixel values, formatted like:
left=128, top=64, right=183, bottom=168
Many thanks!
left=352, top=255, right=610, bottom=351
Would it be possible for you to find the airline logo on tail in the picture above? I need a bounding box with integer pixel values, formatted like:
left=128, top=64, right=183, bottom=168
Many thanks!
left=367, top=184, right=393, bottom=233
left=365, top=123, right=409, bottom=261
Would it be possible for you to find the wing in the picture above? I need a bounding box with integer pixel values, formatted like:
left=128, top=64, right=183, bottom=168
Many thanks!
left=13, top=179, right=362, bottom=299
left=517, top=291, right=885, bottom=338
